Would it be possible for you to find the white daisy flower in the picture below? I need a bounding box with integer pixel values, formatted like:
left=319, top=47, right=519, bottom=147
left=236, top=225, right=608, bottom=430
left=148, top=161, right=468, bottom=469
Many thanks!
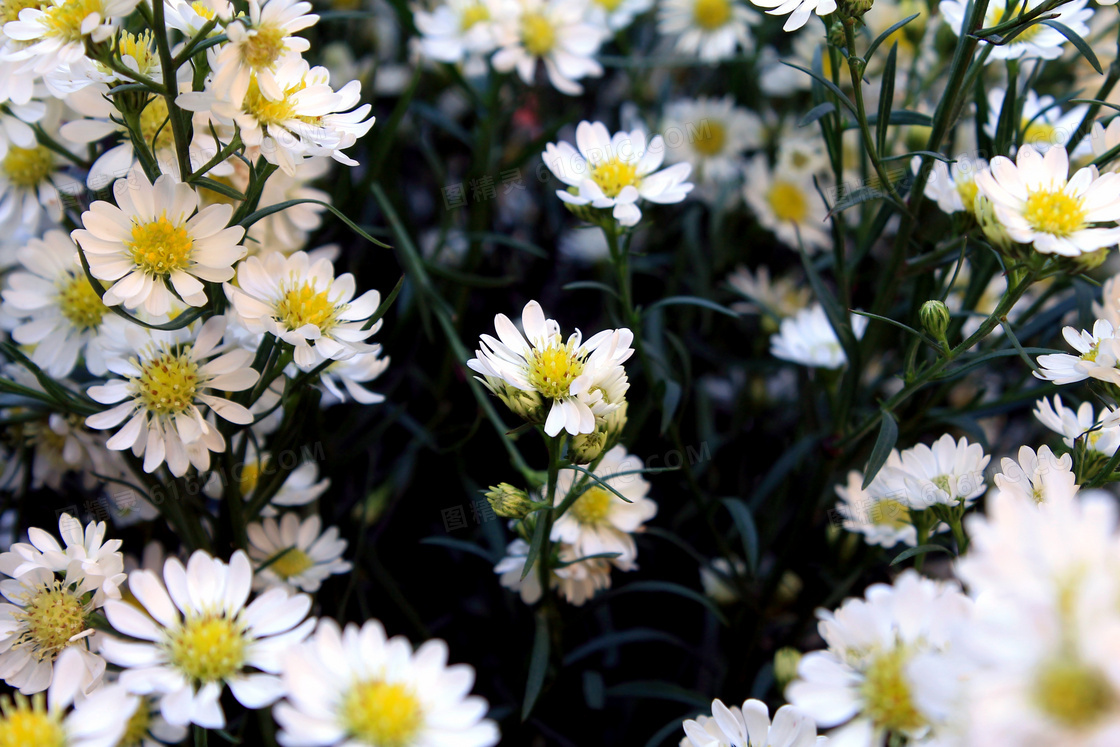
left=0, top=230, right=111, bottom=377
left=661, top=96, right=762, bottom=185
left=0, top=140, right=76, bottom=233
left=1033, top=320, right=1120, bottom=386
left=769, top=304, right=868, bottom=370
left=747, top=0, right=834, bottom=31
left=179, top=61, right=375, bottom=176
left=991, top=444, right=1077, bottom=506
left=657, top=0, right=757, bottom=62
left=87, top=27, right=161, bottom=85
left=0, top=646, right=136, bottom=747
left=775, top=135, right=830, bottom=179
left=866, top=433, right=990, bottom=510
left=414, top=0, right=498, bottom=64
left=984, top=88, right=1090, bottom=155
left=112, top=693, right=190, bottom=747
left=586, top=0, right=653, bottom=30
left=100, top=549, right=315, bottom=729
left=225, top=250, right=383, bottom=370
left=164, top=0, right=231, bottom=37
left=1, top=0, right=141, bottom=75
left=1034, top=394, right=1120, bottom=456
left=681, top=699, right=823, bottom=747
left=5, top=413, right=119, bottom=491
left=491, top=0, right=605, bottom=96
left=975, top=144, right=1120, bottom=257
left=84, top=315, right=259, bottom=477
left=313, top=349, right=391, bottom=405
left=918, top=154, right=987, bottom=216
left=494, top=538, right=613, bottom=606
left=0, top=515, right=125, bottom=694
left=71, top=165, right=246, bottom=315
left=467, top=299, right=634, bottom=437
left=247, top=513, right=351, bottom=593
left=210, top=0, right=318, bottom=108
left=833, top=470, right=919, bottom=548
left=551, top=444, right=656, bottom=569
left=941, top=0, right=1093, bottom=62
left=543, top=120, right=693, bottom=227
left=743, top=155, right=830, bottom=252
left=274, top=617, right=500, bottom=747
left=727, top=264, right=811, bottom=319
left=786, top=570, right=973, bottom=746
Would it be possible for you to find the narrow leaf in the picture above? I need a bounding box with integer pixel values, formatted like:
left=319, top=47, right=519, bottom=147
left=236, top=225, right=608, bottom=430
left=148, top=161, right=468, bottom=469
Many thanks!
left=722, top=498, right=759, bottom=576
left=862, top=410, right=898, bottom=489
left=865, top=12, right=921, bottom=59
left=1041, top=20, right=1102, bottom=74
left=522, top=611, right=550, bottom=721
left=798, top=102, right=836, bottom=128
left=890, top=543, right=952, bottom=566
left=645, top=295, right=740, bottom=319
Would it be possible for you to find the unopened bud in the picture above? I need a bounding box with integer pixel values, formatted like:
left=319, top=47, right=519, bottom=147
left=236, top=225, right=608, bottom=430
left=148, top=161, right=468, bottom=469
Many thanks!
left=974, top=194, right=1015, bottom=252
left=484, top=483, right=535, bottom=519
left=569, top=430, right=606, bottom=464
left=827, top=21, right=846, bottom=48
left=485, top=377, right=546, bottom=424
left=919, top=300, right=951, bottom=342
left=774, top=648, right=803, bottom=692
left=601, top=400, right=628, bottom=450
left=840, top=0, right=873, bottom=20
left=1072, top=247, right=1110, bottom=273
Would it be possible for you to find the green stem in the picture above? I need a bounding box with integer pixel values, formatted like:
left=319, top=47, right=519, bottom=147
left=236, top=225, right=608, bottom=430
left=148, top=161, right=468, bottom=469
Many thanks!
left=537, top=434, right=564, bottom=602
left=151, top=0, right=192, bottom=178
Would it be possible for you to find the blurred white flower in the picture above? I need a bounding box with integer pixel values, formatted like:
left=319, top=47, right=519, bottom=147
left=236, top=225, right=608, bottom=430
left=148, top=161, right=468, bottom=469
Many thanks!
left=1034, top=394, right=1120, bottom=455
left=681, top=699, right=823, bottom=747
left=661, top=96, right=761, bottom=185
left=991, top=444, right=1077, bottom=505
left=658, top=0, right=757, bottom=61
left=866, top=433, right=990, bottom=510
left=770, top=304, right=867, bottom=370
left=1034, top=320, right=1120, bottom=386
left=743, top=155, right=830, bottom=252
left=247, top=513, right=351, bottom=593
left=941, top=0, right=1092, bottom=62
left=491, top=0, right=604, bottom=95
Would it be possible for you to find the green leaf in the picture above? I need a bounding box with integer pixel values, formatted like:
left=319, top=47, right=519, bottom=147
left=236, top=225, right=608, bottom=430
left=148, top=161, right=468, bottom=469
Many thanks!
left=464, top=231, right=548, bottom=258
left=862, top=410, right=898, bottom=489
left=603, top=581, right=729, bottom=626
left=644, top=295, right=740, bottom=319
left=876, top=44, right=898, bottom=156
left=238, top=199, right=391, bottom=249
left=798, top=102, right=836, bottom=128
left=781, top=61, right=858, bottom=116
left=563, top=629, right=690, bottom=666
left=660, top=379, right=682, bottom=435
left=852, top=110, right=934, bottom=128
left=1041, top=20, right=1102, bottom=74
left=363, top=275, right=405, bottom=330
left=850, top=310, right=926, bottom=339
left=520, top=514, right=548, bottom=581
left=522, top=611, right=550, bottom=721
left=749, top=434, right=820, bottom=511
left=605, top=680, right=711, bottom=708
left=722, top=498, right=759, bottom=576
left=890, top=543, right=952, bottom=566
left=865, top=12, right=921, bottom=59
left=563, top=280, right=622, bottom=300
left=419, top=536, right=498, bottom=564
left=562, top=464, right=633, bottom=503
left=880, top=150, right=954, bottom=163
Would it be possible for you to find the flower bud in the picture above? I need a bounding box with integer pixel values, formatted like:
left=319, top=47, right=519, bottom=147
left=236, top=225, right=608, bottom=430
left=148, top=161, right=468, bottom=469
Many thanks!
left=1072, top=247, right=1110, bottom=273
left=774, top=648, right=803, bottom=692
left=827, top=21, right=846, bottom=48
left=974, top=194, right=1015, bottom=252
left=919, top=300, right=951, bottom=342
left=484, top=483, right=535, bottom=519
left=483, top=376, right=546, bottom=424
left=569, top=429, right=606, bottom=464
left=840, top=0, right=873, bottom=20
left=601, top=400, right=628, bottom=450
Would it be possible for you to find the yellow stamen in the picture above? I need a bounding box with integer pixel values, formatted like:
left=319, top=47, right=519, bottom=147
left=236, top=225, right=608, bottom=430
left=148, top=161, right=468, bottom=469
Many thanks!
left=591, top=158, right=639, bottom=199
left=276, top=281, right=338, bottom=331
left=57, top=273, right=107, bottom=331
left=1033, top=659, right=1116, bottom=728
left=521, top=11, right=555, bottom=56
left=270, top=547, right=314, bottom=580
left=128, top=215, right=194, bottom=276
left=166, top=615, right=246, bottom=683
left=527, top=343, right=585, bottom=399
left=2, top=146, right=54, bottom=188
left=1024, top=190, right=1085, bottom=237
left=10, top=580, right=88, bottom=662
left=692, top=0, right=732, bottom=30
left=570, top=486, right=613, bottom=526
left=692, top=121, right=727, bottom=157
left=240, top=24, right=288, bottom=70
left=861, top=646, right=926, bottom=734
left=767, top=181, right=809, bottom=223
left=341, top=681, right=423, bottom=747
left=134, top=347, right=199, bottom=416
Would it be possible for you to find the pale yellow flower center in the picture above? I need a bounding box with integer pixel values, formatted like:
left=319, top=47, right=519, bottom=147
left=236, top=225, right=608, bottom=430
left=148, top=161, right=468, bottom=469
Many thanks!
left=0, top=696, right=65, bottom=747
left=243, top=76, right=299, bottom=125
left=41, top=0, right=104, bottom=41
left=1025, top=190, right=1085, bottom=238
left=1033, top=660, right=1116, bottom=728
left=767, top=181, right=809, bottom=223
left=595, top=0, right=624, bottom=10
left=139, top=96, right=175, bottom=152
left=861, top=646, right=926, bottom=734
left=240, top=460, right=262, bottom=497
left=190, top=0, right=215, bottom=18
left=240, top=24, right=288, bottom=70
left=2, top=146, right=53, bottom=188
left=570, top=486, right=613, bottom=526
left=956, top=178, right=979, bottom=214
left=116, top=30, right=159, bottom=75
left=692, top=121, right=727, bottom=157
left=128, top=215, right=194, bottom=276
left=10, top=581, right=87, bottom=662
left=1023, top=119, right=1057, bottom=147
left=871, top=499, right=910, bottom=530
left=119, top=702, right=153, bottom=747
left=521, top=11, right=556, bottom=56
left=134, top=348, right=199, bottom=416
left=692, top=0, right=732, bottom=30
left=342, top=681, right=424, bottom=747
left=276, top=281, right=338, bottom=331
left=167, top=615, right=246, bottom=683
left=591, top=158, right=639, bottom=198
left=270, top=547, right=314, bottom=580
left=459, top=1, right=489, bottom=30
left=57, top=273, right=107, bottom=331
left=527, top=343, right=585, bottom=399
left=0, top=0, right=45, bottom=25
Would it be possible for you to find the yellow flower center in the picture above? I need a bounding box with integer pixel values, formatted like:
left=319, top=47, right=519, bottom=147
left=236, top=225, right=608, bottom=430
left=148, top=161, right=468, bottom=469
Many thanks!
left=0, top=696, right=65, bottom=747
left=692, top=0, right=732, bottom=30
left=1023, top=119, right=1057, bottom=148
left=128, top=215, right=195, bottom=276
left=2, top=146, right=53, bottom=188
left=10, top=581, right=88, bottom=662
left=134, top=348, right=199, bottom=416
left=116, top=30, right=159, bottom=76
left=595, top=0, right=624, bottom=10
left=341, top=681, right=424, bottom=747
left=239, top=459, right=262, bottom=497
left=526, top=343, right=585, bottom=399
left=787, top=150, right=811, bottom=170
left=240, top=23, right=288, bottom=70
left=119, top=701, right=153, bottom=747
left=989, top=2, right=1043, bottom=42
left=269, top=547, right=314, bottom=580
left=190, top=0, right=214, bottom=18
left=276, top=281, right=338, bottom=331
left=767, top=181, right=809, bottom=223
left=861, top=646, right=926, bottom=734
left=1033, top=659, right=1116, bottom=728
left=955, top=178, right=979, bottom=214
left=1024, top=190, right=1086, bottom=238
left=41, top=0, right=103, bottom=41
left=591, top=158, right=639, bottom=199
left=139, top=96, right=175, bottom=152
left=167, top=615, right=246, bottom=683
left=521, top=11, right=556, bottom=56
left=570, top=486, right=613, bottom=526
left=57, top=273, right=107, bottom=331
left=871, top=499, right=910, bottom=530
left=243, top=76, right=298, bottom=125
left=0, top=0, right=44, bottom=24
left=459, top=1, right=489, bottom=30
left=692, top=121, right=727, bottom=157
